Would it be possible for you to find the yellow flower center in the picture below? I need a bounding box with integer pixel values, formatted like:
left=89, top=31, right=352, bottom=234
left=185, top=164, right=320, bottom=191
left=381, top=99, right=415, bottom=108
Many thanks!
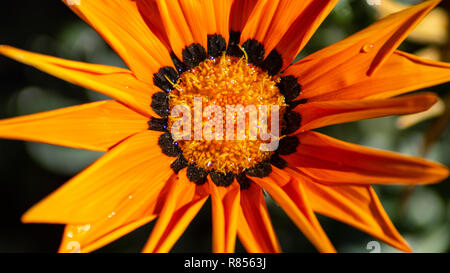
left=168, top=54, right=286, bottom=174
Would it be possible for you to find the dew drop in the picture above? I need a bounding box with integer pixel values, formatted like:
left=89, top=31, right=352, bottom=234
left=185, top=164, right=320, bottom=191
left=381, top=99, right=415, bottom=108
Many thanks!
left=361, top=43, right=374, bottom=53
left=107, top=212, right=116, bottom=219
left=77, top=224, right=91, bottom=233
left=67, top=231, right=74, bottom=239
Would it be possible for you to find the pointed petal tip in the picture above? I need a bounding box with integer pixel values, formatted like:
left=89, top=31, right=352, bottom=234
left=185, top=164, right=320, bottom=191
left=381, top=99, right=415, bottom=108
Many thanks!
left=400, top=242, right=413, bottom=253
left=422, top=160, right=450, bottom=184
left=0, top=45, right=23, bottom=61
left=20, top=207, right=55, bottom=225
left=21, top=204, right=46, bottom=224
left=435, top=164, right=450, bottom=182
left=366, top=0, right=442, bottom=76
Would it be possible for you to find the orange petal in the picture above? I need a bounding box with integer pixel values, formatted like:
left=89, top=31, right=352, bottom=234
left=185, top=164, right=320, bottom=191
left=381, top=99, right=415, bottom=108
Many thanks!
left=22, top=131, right=173, bottom=224
left=155, top=0, right=195, bottom=60
left=136, top=0, right=171, bottom=49
left=300, top=174, right=412, bottom=252
left=178, top=0, right=208, bottom=50
left=64, top=0, right=172, bottom=82
left=282, top=131, right=449, bottom=185
left=209, top=179, right=241, bottom=253
left=240, top=0, right=280, bottom=50
left=300, top=50, right=450, bottom=102
left=0, top=45, right=157, bottom=117
left=230, top=0, right=258, bottom=32
left=59, top=216, right=156, bottom=253
left=59, top=174, right=179, bottom=253
left=286, top=0, right=445, bottom=101
left=274, top=0, right=338, bottom=68
left=211, top=0, right=234, bottom=43
left=295, top=93, right=438, bottom=132
left=0, top=100, right=148, bottom=152
left=142, top=170, right=209, bottom=253
left=253, top=168, right=336, bottom=253
left=237, top=181, right=281, bottom=253
left=177, top=0, right=233, bottom=47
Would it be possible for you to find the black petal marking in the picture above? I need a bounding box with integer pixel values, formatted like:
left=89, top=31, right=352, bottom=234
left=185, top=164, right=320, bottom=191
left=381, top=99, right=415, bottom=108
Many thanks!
left=227, top=30, right=243, bottom=58
left=171, top=155, right=188, bottom=174
left=246, top=161, right=272, bottom=178
left=282, top=111, right=302, bottom=135
left=261, top=50, right=283, bottom=76
left=278, top=136, right=299, bottom=155
left=153, top=66, right=179, bottom=93
left=277, top=76, right=301, bottom=102
left=187, top=165, right=208, bottom=185
left=207, top=34, right=227, bottom=59
left=210, top=171, right=235, bottom=187
left=287, top=99, right=308, bottom=111
left=151, top=92, right=169, bottom=118
left=236, top=173, right=251, bottom=190
left=170, top=52, right=188, bottom=74
left=182, top=43, right=207, bottom=69
left=242, top=39, right=265, bottom=67
left=270, top=153, right=287, bottom=169
left=158, top=132, right=181, bottom=157
left=148, top=117, right=168, bottom=132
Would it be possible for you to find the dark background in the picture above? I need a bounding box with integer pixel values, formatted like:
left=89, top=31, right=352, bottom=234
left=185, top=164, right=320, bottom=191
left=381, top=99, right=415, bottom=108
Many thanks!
left=0, top=0, right=449, bottom=253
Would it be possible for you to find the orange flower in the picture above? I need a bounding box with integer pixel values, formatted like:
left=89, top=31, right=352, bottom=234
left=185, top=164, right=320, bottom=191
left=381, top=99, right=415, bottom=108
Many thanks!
left=1, top=0, right=449, bottom=253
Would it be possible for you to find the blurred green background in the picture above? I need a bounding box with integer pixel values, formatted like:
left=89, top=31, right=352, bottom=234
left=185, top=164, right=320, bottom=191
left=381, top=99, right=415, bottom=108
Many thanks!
left=0, top=0, right=449, bottom=253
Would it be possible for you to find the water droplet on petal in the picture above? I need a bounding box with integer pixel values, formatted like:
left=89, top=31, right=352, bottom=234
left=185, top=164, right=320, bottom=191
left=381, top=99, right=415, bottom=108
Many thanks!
left=107, top=212, right=116, bottom=219
left=77, top=224, right=91, bottom=233
left=361, top=43, right=374, bottom=53
left=67, top=232, right=73, bottom=239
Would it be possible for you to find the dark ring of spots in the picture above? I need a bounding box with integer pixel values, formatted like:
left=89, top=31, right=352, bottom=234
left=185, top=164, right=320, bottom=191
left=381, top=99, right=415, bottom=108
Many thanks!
left=158, top=132, right=181, bottom=157
left=187, top=165, right=208, bottom=185
left=171, top=155, right=188, bottom=174
left=151, top=92, right=170, bottom=118
left=182, top=43, right=207, bottom=69
left=270, top=153, right=287, bottom=169
left=236, top=173, right=251, bottom=190
left=278, top=136, right=300, bottom=156
left=210, top=171, right=235, bottom=187
left=282, top=111, right=302, bottom=135
left=170, top=52, right=188, bottom=74
left=246, top=161, right=272, bottom=178
left=153, top=66, right=179, bottom=93
left=227, top=30, right=243, bottom=58
left=150, top=32, right=310, bottom=186
left=261, top=49, right=283, bottom=76
left=242, top=39, right=265, bottom=67
left=148, top=117, right=168, bottom=132
left=207, top=34, right=227, bottom=59
left=277, top=76, right=301, bottom=102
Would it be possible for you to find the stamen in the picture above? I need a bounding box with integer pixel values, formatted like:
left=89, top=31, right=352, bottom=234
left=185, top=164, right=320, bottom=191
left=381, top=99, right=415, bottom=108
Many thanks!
left=168, top=55, right=286, bottom=174
left=238, top=44, right=248, bottom=62
left=164, top=74, right=182, bottom=91
left=150, top=38, right=304, bottom=183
